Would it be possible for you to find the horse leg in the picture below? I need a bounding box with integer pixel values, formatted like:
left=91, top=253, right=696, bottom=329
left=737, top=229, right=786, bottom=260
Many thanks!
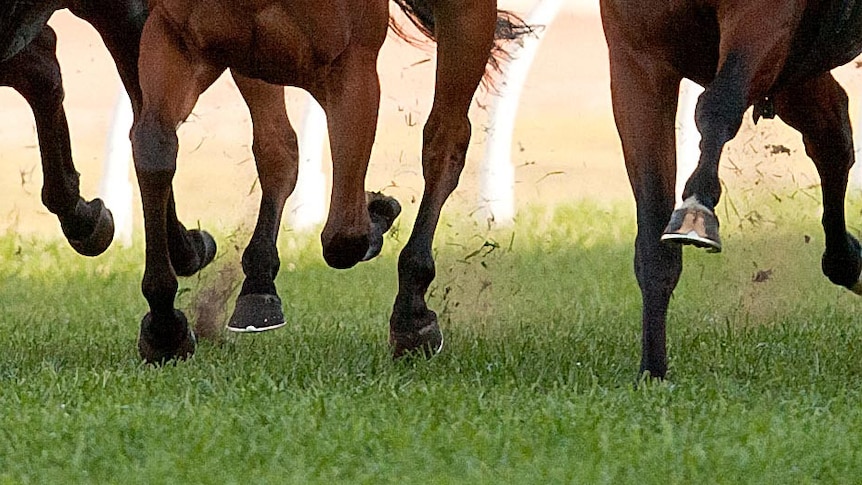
left=388, top=0, right=495, bottom=358
left=315, top=33, right=402, bottom=271
left=662, top=8, right=798, bottom=252
left=69, top=0, right=147, bottom=113
left=773, top=74, right=862, bottom=291
left=603, top=30, right=682, bottom=378
left=0, top=26, right=114, bottom=256
left=131, top=13, right=221, bottom=363
left=226, top=73, right=296, bottom=332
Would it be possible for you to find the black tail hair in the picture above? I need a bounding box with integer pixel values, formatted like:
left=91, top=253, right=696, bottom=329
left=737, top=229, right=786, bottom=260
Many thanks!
left=389, top=0, right=535, bottom=89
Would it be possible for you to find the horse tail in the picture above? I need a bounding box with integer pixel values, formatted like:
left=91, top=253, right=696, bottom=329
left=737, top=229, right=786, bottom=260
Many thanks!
left=389, top=0, right=535, bottom=89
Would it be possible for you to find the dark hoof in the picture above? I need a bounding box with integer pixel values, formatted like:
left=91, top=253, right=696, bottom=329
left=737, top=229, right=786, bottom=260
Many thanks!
left=227, top=294, right=286, bottom=333
left=174, top=230, right=218, bottom=277
left=138, top=310, right=196, bottom=364
left=824, top=232, right=862, bottom=293
left=323, top=233, right=370, bottom=269
left=390, top=311, right=444, bottom=359
left=67, top=198, right=114, bottom=257
left=660, top=197, right=721, bottom=252
left=363, top=192, right=402, bottom=261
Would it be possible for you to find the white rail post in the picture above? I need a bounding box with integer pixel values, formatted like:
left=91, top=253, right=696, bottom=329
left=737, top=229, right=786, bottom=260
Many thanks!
left=478, top=0, right=564, bottom=225
left=852, top=96, right=862, bottom=191
left=675, top=78, right=704, bottom=204
left=99, top=88, right=134, bottom=247
left=286, top=92, right=327, bottom=230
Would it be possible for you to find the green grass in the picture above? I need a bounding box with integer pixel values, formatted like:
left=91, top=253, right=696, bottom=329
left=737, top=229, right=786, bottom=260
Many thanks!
left=2, top=194, right=862, bottom=483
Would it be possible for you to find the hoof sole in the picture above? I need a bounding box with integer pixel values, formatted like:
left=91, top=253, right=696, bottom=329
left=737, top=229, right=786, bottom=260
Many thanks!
left=661, top=197, right=721, bottom=252
left=227, top=294, right=286, bottom=333
left=68, top=198, right=114, bottom=257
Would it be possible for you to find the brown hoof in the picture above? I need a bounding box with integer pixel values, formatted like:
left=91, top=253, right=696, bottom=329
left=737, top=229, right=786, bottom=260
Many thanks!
left=68, top=198, right=114, bottom=257
left=227, top=294, right=286, bottom=333
left=661, top=197, right=722, bottom=252
left=138, top=310, right=196, bottom=364
left=390, top=313, right=444, bottom=360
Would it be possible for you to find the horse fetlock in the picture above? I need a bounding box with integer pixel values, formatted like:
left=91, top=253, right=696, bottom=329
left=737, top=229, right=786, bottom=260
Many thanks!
left=138, top=310, right=196, bottom=364
left=660, top=196, right=722, bottom=252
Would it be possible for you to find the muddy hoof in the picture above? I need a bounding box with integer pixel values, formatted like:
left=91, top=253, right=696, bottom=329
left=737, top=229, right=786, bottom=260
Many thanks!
left=660, top=197, right=721, bottom=252
left=67, top=198, right=114, bottom=257
left=364, top=192, right=402, bottom=261
left=227, top=294, right=286, bottom=333
left=390, top=312, right=444, bottom=360
left=174, top=230, right=218, bottom=277
left=138, top=310, right=196, bottom=364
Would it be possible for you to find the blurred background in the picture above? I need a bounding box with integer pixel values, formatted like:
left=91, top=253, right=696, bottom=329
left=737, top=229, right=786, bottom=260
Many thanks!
left=2, top=1, right=862, bottom=243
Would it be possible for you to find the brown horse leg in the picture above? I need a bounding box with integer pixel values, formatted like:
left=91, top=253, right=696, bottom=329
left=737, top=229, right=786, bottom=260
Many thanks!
left=131, top=12, right=221, bottom=363
left=663, top=8, right=798, bottom=252
left=227, top=74, right=297, bottom=332
left=0, top=26, right=114, bottom=256
left=389, top=0, right=496, bottom=358
left=773, top=74, right=862, bottom=291
left=68, top=0, right=147, bottom=113
left=603, top=32, right=682, bottom=378
left=315, top=40, right=384, bottom=270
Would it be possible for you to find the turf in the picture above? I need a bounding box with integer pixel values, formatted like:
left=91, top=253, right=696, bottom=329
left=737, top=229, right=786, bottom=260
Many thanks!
left=1, top=195, right=861, bottom=484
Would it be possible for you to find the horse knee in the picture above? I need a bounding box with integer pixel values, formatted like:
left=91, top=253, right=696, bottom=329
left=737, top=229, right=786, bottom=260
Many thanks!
left=131, top=116, right=178, bottom=177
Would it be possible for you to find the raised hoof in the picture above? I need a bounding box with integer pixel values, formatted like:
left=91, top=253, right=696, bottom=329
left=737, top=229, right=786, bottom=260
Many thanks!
left=390, top=314, right=444, bottom=360
left=661, top=197, right=722, bottom=252
left=67, top=198, right=114, bottom=257
left=363, top=192, right=402, bottom=261
left=828, top=233, right=862, bottom=294
left=227, top=294, right=286, bottom=333
left=174, top=230, right=218, bottom=277
left=138, top=310, right=197, bottom=364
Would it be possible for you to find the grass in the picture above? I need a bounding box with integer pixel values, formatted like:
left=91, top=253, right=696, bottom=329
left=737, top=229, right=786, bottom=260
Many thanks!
left=1, top=193, right=862, bottom=483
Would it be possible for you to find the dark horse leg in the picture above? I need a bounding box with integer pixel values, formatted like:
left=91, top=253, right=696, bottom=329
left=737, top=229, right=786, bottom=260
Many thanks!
left=661, top=4, right=799, bottom=252
left=131, top=13, right=219, bottom=363
left=389, top=0, right=496, bottom=357
left=68, top=0, right=147, bottom=114
left=226, top=75, right=297, bottom=333
left=0, top=26, right=114, bottom=256
left=602, top=19, right=682, bottom=378
left=773, top=74, right=862, bottom=292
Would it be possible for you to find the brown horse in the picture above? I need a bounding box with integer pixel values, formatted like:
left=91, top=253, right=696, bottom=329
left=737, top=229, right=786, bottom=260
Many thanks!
left=600, top=1, right=862, bottom=378
left=1, top=1, right=147, bottom=256
left=131, top=0, right=530, bottom=362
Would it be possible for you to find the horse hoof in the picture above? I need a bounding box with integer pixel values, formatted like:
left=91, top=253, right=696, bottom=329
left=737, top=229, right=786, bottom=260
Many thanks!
left=826, top=233, right=862, bottom=293
left=390, top=313, right=444, bottom=360
left=67, top=198, right=114, bottom=257
left=660, top=197, right=722, bottom=252
left=174, top=230, right=218, bottom=277
left=138, top=310, right=197, bottom=364
left=363, top=192, right=402, bottom=261
left=227, top=294, right=286, bottom=333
